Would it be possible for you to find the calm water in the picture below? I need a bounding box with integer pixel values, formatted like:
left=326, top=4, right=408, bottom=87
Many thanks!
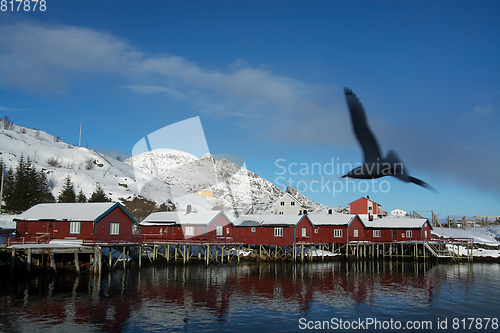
left=1, top=261, right=499, bottom=332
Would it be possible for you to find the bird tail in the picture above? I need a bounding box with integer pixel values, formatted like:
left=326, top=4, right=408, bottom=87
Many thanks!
left=408, top=176, right=438, bottom=193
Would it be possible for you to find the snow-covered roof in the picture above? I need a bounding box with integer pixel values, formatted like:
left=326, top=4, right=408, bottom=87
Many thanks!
left=14, top=202, right=132, bottom=223
left=140, top=211, right=229, bottom=226
left=360, top=216, right=430, bottom=229
left=233, top=214, right=303, bottom=227
left=308, top=214, right=356, bottom=226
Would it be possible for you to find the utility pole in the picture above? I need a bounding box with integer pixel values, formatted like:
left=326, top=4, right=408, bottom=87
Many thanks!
left=0, top=164, right=4, bottom=214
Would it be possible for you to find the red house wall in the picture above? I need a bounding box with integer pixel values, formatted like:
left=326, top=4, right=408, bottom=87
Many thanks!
left=233, top=225, right=296, bottom=246
left=295, top=216, right=315, bottom=244
left=141, top=225, right=184, bottom=241
left=349, top=197, right=380, bottom=215
left=360, top=228, right=393, bottom=242
left=349, top=197, right=368, bottom=214
left=95, top=206, right=134, bottom=237
left=17, top=220, right=94, bottom=239
left=421, top=222, right=432, bottom=240
left=205, top=214, right=233, bottom=237
left=312, top=225, right=348, bottom=243
left=347, top=217, right=365, bottom=242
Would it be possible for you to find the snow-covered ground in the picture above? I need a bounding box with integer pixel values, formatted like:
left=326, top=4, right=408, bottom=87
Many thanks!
left=432, top=227, right=500, bottom=245
left=433, top=227, right=500, bottom=258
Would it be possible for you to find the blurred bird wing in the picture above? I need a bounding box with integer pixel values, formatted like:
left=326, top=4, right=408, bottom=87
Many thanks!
left=344, top=87, right=382, bottom=163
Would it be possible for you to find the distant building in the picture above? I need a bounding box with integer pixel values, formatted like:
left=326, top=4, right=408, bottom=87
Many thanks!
left=391, top=209, right=408, bottom=217
left=349, top=196, right=384, bottom=219
left=273, top=192, right=305, bottom=215
left=192, top=189, right=214, bottom=200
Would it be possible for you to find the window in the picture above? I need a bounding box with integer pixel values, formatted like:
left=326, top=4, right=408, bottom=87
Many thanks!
left=353, top=229, right=358, bottom=237
left=424, top=230, right=428, bottom=238
left=369, top=206, right=372, bottom=211
left=373, top=230, right=381, bottom=237
left=70, top=222, right=80, bottom=234
left=301, top=228, right=306, bottom=237
left=406, top=230, right=412, bottom=238
left=334, top=229, right=342, bottom=238
left=314, top=229, right=319, bottom=234
left=110, top=223, right=120, bottom=235
left=251, top=227, right=256, bottom=233
left=185, top=226, right=194, bottom=236
left=216, top=225, right=223, bottom=236
left=291, top=202, right=295, bottom=206
left=274, top=227, right=283, bottom=237
left=280, top=201, right=285, bottom=206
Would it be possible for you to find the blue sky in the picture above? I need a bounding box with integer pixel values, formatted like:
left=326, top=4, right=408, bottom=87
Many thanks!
left=1, top=0, right=499, bottom=220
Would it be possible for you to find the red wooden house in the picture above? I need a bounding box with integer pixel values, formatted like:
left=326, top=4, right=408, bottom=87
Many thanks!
left=308, top=214, right=365, bottom=243
left=349, top=196, right=386, bottom=219
left=232, top=214, right=315, bottom=246
left=357, top=217, right=432, bottom=242
left=14, top=202, right=137, bottom=241
left=140, top=211, right=235, bottom=242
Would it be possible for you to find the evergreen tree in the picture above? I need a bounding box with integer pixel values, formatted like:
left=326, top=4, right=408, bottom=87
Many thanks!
left=76, top=189, right=87, bottom=203
left=2, top=155, right=55, bottom=213
left=57, top=176, right=76, bottom=203
left=89, top=184, right=111, bottom=202
left=36, top=170, right=55, bottom=204
left=2, top=168, right=15, bottom=213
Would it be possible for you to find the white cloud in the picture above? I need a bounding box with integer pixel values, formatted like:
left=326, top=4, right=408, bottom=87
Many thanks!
left=0, top=105, right=31, bottom=112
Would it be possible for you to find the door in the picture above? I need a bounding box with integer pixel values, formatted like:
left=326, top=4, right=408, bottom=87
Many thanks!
left=47, top=222, right=55, bottom=238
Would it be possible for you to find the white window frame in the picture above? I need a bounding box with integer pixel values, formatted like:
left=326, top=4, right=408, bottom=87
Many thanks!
left=406, top=230, right=412, bottom=238
left=185, top=226, right=194, bottom=236
left=216, top=225, right=223, bottom=236
left=251, top=227, right=256, bottom=233
left=334, top=229, right=342, bottom=238
left=274, top=227, right=283, bottom=237
left=110, top=222, right=120, bottom=235
left=353, top=229, right=358, bottom=237
left=280, top=201, right=285, bottom=206
left=291, top=201, right=295, bottom=206
left=301, top=228, right=307, bottom=237
left=424, top=230, right=428, bottom=238
left=70, top=221, right=80, bottom=235
left=373, top=230, right=381, bottom=237
left=314, top=229, right=319, bottom=234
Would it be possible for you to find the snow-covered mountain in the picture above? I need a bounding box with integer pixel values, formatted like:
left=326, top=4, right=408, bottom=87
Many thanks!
left=124, top=148, right=345, bottom=214
left=125, top=148, right=285, bottom=213
left=1, top=118, right=343, bottom=215
left=0, top=120, right=213, bottom=212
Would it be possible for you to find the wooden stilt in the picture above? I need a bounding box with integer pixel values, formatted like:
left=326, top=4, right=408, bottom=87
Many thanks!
left=49, top=250, right=57, bottom=274
left=74, top=248, right=80, bottom=274
left=108, top=247, right=112, bottom=270
left=122, top=247, right=126, bottom=270
left=138, top=245, right=142, bottom=268
left=27, top=248, right=32, bottom=274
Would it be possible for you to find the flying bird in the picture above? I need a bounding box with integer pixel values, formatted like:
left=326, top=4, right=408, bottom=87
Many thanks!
left=342, top=87, right=436, bottom=192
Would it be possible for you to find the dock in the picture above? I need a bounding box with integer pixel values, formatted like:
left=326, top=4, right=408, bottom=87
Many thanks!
left=1, top=235, right=474, bottom=276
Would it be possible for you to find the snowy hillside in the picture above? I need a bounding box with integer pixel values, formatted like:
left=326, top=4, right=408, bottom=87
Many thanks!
left=1, top=119, right=339, bottom=216
left=0, top=121, right=213, bottom=212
